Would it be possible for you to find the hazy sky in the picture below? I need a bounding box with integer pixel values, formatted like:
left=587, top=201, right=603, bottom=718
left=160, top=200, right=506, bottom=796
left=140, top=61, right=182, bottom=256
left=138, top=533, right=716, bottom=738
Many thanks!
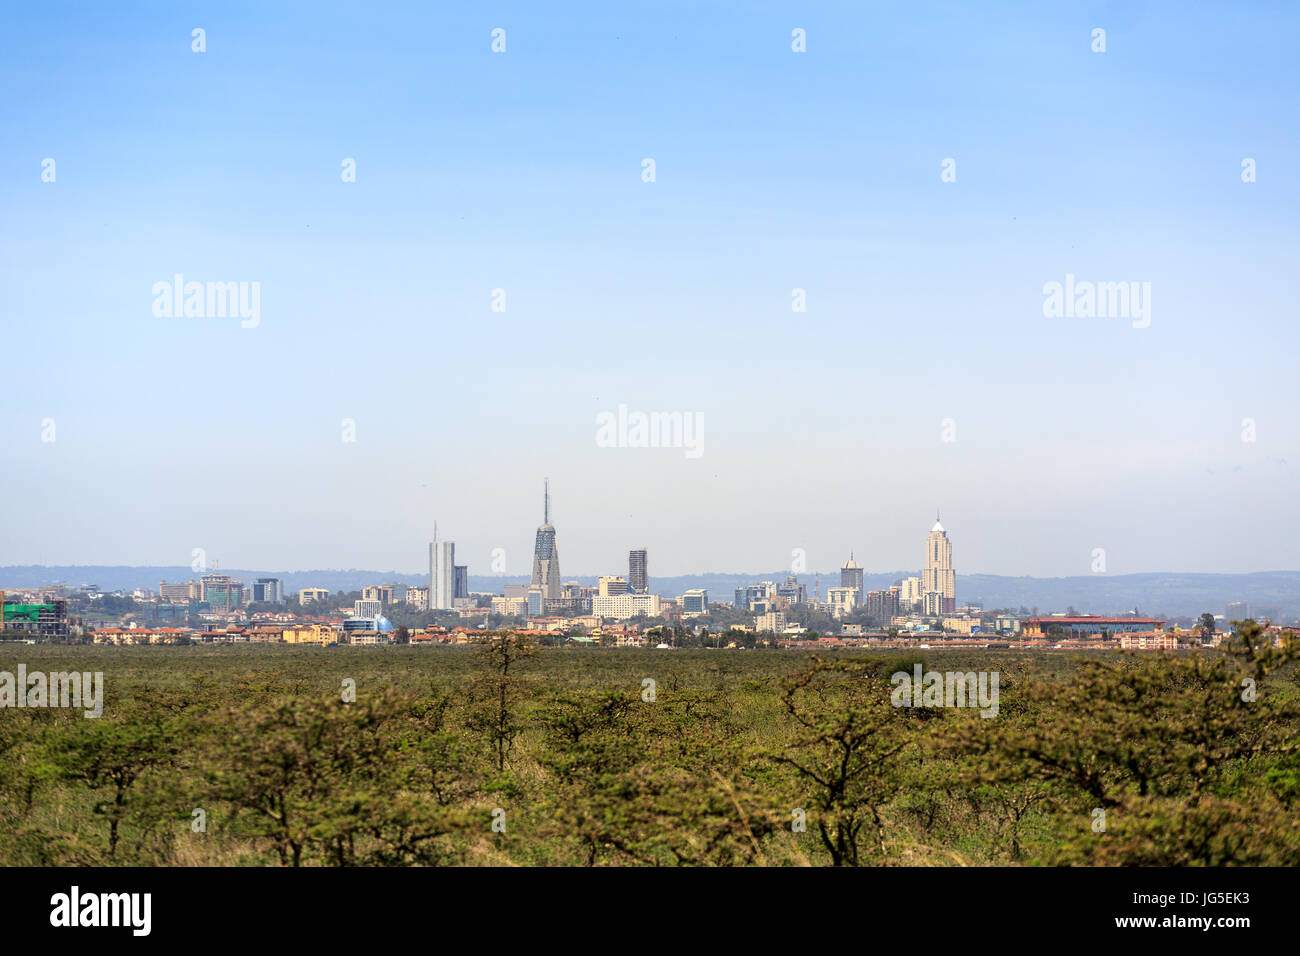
left=2, top=1, right=1297, bottom=579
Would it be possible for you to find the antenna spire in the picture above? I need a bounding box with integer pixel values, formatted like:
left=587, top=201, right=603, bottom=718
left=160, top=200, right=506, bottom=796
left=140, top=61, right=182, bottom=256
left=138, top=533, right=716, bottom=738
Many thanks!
left=544, top=478, right=550, bottom=524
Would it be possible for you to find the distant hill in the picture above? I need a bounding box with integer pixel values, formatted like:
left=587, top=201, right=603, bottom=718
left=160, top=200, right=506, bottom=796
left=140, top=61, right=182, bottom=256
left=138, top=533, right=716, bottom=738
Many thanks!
left=1, top=566, right=1295, bottom=622
left=627, top=570, right=1299, bottom=621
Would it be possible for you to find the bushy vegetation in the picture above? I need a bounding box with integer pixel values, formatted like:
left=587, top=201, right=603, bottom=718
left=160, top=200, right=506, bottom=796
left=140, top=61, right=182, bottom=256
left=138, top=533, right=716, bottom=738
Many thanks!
left=0, top=623, right=1296, bottom=866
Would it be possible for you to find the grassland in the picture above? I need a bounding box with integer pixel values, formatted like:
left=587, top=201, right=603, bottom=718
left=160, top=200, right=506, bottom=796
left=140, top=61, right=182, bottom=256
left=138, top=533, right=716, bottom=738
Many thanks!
left=1, top=634, right=1296, bottom=866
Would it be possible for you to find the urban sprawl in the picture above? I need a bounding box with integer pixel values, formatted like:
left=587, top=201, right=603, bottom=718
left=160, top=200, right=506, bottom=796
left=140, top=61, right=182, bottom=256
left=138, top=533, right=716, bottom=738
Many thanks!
left=1, top=484, right=1291, bottom=652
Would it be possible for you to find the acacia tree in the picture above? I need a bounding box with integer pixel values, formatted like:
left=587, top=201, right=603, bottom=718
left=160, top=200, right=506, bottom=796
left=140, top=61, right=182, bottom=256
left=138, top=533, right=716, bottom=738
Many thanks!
left=467, top=632, right=536, bottom=773
left=393, top=688, right=478, bottom=807
left=539, top=687, right=781, bottom=866
left=948, top=621, right=1300, bottom=864
left=206, top=690, right=471, bottom=866
left=53, top=709, right=177, bottom=860
left=773, top=658, right=914, bottom=865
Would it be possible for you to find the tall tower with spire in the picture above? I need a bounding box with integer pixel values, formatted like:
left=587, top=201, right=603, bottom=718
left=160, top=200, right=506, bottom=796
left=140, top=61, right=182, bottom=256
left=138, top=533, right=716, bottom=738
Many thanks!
left=840, top=552, right=864, bottom=591
left=921, top=513, right=956, bottom=615
left=530, top=479, right=561, bottom=600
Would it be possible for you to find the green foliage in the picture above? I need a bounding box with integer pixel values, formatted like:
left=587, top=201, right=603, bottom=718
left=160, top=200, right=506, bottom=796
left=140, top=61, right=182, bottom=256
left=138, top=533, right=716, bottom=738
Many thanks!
left=772, top=659, right=912, bottom=865
left=465, top=632, right=536, bottom=772
left=0, top=633, right=1294, bottom=866
left=205, top=691, right=477, bottom=865
left=943, top=621, right=1300, bottom=864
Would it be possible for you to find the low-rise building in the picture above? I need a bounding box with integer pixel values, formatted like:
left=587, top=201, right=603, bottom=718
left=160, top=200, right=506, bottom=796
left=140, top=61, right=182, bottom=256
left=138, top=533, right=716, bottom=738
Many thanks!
left=283, top=624, right=334, bottom=645
left=1119, top=632, right=1179, bottom=651
left=940, top=615, right=983, bottom=636
left=1024, top=616, right=1166, bottom=639
left=92, top=627, right=191, bottom=645
left=592, top=592, right=661, bottom=621
left=491, top=596, right=528, bottom=617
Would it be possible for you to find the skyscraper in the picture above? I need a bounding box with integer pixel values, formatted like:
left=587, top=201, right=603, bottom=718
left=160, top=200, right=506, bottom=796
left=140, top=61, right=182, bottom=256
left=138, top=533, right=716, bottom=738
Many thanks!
left=252, top=578, right=283, bottom=603
left=841, top=554, right=864, bottom=591
left=629, top=549, right=648, bottom=593
left=866, top=588, right=900, bottom=624
left=429, top=524, right=455, bottom=610
left=530, top=480, right=562, bottom=600
left=922, top=515, right=956, bottom=614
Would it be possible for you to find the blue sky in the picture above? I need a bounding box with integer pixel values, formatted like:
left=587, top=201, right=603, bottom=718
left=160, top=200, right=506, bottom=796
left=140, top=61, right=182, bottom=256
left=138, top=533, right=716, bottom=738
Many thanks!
left=1, top=1, right=1297, bottom=579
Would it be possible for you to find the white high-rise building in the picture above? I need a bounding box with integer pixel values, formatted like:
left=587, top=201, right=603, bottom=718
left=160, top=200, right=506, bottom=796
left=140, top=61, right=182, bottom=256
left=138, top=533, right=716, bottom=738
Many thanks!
left=430, top=527, right=455, bottom=610
left=921, top=516, right=956, bottom=615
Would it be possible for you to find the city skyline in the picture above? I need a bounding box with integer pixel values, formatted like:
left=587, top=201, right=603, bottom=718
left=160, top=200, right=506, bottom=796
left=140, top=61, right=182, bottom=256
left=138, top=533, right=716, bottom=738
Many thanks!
left=5, top=497, right=1300, bottom=580
left=5, top=485, right=1296, bottom=622
left=2, top=3, right=1297, bottom=578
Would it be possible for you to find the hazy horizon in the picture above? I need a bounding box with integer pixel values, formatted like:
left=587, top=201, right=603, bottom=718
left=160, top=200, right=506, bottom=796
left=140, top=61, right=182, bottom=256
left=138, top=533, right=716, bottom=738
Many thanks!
left=3, top=561, right=1298, bottom=582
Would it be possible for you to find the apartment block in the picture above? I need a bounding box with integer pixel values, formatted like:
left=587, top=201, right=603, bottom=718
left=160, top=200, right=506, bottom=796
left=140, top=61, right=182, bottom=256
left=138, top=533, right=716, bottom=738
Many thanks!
left=592, top=592, right=661, bottom=621
left=299, top=587, right=331, bottom=606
